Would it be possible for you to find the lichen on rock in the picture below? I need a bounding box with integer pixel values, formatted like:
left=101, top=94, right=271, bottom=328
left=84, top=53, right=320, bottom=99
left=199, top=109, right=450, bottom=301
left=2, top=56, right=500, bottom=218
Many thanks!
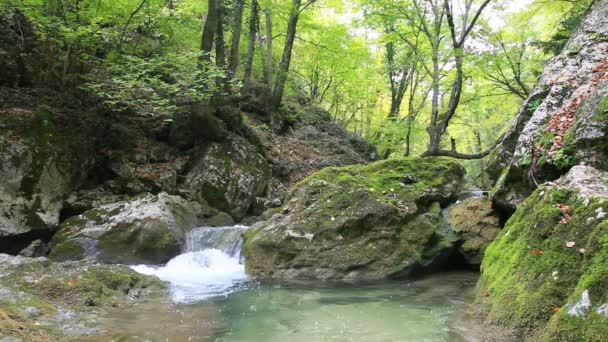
left=487, top=0, right=608, bottom=214
left=184, top=133, right=270, bottom=221
left=0, top=106, right=97, bottom=253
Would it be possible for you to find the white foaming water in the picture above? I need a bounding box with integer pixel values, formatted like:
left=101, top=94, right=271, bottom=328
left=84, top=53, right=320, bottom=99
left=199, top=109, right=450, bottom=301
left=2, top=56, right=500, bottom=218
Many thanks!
left=131, top=226, right=249, bottom=303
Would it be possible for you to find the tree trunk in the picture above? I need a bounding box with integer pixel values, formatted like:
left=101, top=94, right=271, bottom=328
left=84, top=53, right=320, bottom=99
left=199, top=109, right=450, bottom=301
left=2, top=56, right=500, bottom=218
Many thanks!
left=271, top=0, right=301, bottom=111
left=263, top=5, right=273, bottom=90
left=215, top=0, right=226, bottom=68
left=200, top=0, right=218, bottom=64
left=242, top=0, right=259, bottom=94
left=228, top=0, right=245, bottom=76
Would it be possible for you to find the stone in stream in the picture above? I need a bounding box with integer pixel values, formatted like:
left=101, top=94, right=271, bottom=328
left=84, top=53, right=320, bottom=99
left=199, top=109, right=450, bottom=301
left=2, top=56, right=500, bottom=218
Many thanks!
left=243, top=157, right=466, bottom=281
left=477, top=165, right=608, bottom=340
left=48, top=192, right=234, bottom=264
left=0, top=253, right=166, bottom=341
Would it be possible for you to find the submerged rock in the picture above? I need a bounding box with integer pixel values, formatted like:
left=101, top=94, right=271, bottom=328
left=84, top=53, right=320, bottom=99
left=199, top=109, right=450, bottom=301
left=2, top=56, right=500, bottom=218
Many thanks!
left=49, top=192, right=232, bottom=264
left=0, top=254, right=166, bottom=341
left=243, top=157, right=466, bottom=280
left=445, top=197, right=501, bottom=265
left=477, top=165, right=608, bottom=341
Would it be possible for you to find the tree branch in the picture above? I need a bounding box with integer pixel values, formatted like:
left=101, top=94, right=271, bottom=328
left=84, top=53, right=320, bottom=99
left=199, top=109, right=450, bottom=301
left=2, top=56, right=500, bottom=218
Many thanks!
left=421, top=132, right=505, bottom=159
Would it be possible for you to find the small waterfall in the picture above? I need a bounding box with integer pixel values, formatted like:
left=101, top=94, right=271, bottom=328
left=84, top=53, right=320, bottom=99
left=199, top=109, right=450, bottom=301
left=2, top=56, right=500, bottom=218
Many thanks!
left=185, top=225, right=248, bottom=258
left=131, top=225, right=249, bottom=303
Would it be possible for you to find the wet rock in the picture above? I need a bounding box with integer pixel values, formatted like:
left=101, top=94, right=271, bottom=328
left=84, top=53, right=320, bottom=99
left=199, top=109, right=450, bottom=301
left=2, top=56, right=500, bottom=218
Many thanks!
left=184, top=133, right=270, bottom=220
left=243, top=157, right=466, bottom=280
left=49, top=192, right=231, bottom=264
left=0, top=254, right=166, bottom=341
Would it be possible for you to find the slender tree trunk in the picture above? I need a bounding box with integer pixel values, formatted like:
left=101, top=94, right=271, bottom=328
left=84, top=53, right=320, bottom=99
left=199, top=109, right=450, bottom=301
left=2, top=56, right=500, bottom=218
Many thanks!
left=242, top=0, right=259, bottom=94
left=215, top=0, right=226, bottom=68
left=263, top=5, right=273, bottom=90
left=229, top=0, right=245, bottom=76
left=271, top=0, right=301, bottom=111
left=214, top=0, right=227, bottom=90
left=405, top=117, right=413, bottom=156
left=200, top=0, right=218, bottom=64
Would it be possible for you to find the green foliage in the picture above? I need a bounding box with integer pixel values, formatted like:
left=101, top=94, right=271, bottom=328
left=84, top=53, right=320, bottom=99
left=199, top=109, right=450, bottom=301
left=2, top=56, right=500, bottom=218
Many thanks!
left=83, top=52, right=226, bottom=115
left=534, top=0, right=594, bottom=55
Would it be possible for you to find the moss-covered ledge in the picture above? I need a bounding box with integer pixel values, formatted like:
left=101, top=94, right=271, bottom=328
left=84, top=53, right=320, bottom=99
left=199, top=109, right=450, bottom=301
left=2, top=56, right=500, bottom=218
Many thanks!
left=477, top=165, right=608, bottom=341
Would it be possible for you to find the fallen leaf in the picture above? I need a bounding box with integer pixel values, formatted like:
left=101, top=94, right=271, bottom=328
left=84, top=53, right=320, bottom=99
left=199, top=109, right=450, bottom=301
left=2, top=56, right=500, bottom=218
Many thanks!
left=533, top=249, right=543, bottom=255
left=553, top=307, right=561, bottom=313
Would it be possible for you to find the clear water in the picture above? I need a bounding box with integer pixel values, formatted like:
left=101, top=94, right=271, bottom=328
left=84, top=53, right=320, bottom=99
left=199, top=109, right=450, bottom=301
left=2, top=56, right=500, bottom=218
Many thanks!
left=109, top=226, right=482, bottom=342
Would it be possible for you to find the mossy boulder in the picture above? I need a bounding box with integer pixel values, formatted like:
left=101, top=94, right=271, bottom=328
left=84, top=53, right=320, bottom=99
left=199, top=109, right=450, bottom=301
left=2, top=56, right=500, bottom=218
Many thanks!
left=242, top=157, right=466, bottom=280
left=49, top=192, right=232, bottom=264
left=0, top=254, right=166, bottom=340
left=184, top=133, right=270, bottom=220
left=445, top=197, right=501, bottom=265
left=0, top=107, right=97, bottom=253
left=477, top=165, right=608, bottom=341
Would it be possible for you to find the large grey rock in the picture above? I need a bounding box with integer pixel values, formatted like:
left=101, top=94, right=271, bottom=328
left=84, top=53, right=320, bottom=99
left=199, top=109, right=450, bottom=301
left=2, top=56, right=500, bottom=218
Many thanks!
left=184, top=133, right=270, bottom=220
left=0, top=108, right=96, bottom=253
left=488, top=0, right=608, bottom=212
left=243, top=157, right=466, bottom=281
left=49, top=192, right=232, bottom=264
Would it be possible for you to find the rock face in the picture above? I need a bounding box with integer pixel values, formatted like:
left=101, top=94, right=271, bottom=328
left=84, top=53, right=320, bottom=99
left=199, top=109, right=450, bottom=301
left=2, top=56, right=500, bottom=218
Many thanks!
left=0, top=254, right=166, bottom=341
left=488, top=0, right=608, bottom=213
left=242, top=157, right=466, bottom=280
left=184, top=133, right=270, bottom=221
left=49, top=192, right=232, bottom=264
left=478, top=165, right=608, bottom=341
left=444, top=197, right=501, bottom=265
left=0, top=107, right=96, bottom=253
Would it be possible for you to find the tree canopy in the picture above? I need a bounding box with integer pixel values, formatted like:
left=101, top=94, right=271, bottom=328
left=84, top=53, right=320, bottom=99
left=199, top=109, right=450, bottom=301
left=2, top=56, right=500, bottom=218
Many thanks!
left=1, top=0, right=592, bottom=182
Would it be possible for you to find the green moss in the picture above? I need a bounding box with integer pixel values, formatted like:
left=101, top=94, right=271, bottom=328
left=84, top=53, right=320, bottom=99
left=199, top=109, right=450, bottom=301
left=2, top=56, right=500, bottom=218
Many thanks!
left=243, top=157, right=465, bottom=279
left=48, top=240, right=85, bottom=261
left=0, top=304, right=57, bottom=341
left=478, top=185, right=608, bottom=339
left=8, top=264, right=165, bottom=309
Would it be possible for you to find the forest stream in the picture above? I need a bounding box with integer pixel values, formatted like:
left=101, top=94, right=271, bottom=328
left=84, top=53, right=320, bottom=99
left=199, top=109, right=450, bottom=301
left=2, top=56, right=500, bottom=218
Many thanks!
left=94, top=226, right=483, bottom=341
